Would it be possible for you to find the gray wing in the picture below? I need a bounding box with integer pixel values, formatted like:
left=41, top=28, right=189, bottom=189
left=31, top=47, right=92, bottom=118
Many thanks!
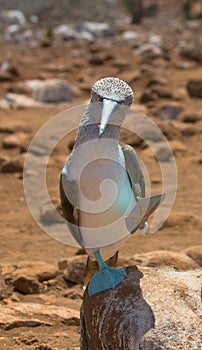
left=59, top=173, right=84, bottom=247
left=121, top=143, right=145, bottom=199
left=121, top=143, right=165, bottom=233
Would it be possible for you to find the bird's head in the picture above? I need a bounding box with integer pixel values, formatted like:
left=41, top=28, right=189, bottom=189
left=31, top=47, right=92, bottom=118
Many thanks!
left=91, top=77, right=134, bottom=137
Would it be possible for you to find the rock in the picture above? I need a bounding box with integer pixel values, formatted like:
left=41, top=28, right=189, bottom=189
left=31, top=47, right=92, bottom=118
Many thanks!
left=183, top=245, right=202, bottom=266
left=136, top=44, right=162, bottom=59
left=161, top=213, right=202, bottom=230
left=157, top=104, right=183, bottom=120
left=149, top=34, right=162, bottom=46
left=32, top=79, right=73, bottom=103
left=81, top=266, right=201, bottom=349
left=151, top=87, right=173, bottom=99
left=63, top=286, right=83, bottom=300
left=63, top=256, right=86, bottom=284
left=112, top=59, right=130, bottom=69
left=180, top=113, right=202, bottom=123
left=8, top=302, right=80, bottom=325
left=122, top=30, right=138, bottom=41
left=131, top=250, right=199, bottom=270
left=0, top=309, right=51, bottom=330
left=187, top=79, right=202, bottom=98
left=173, top=87, right=188, bottom=101
left=4, top=261, right=59, bottom=282
left=155, top=141, right=186, bottom=162
left=82, top=21, right=112, bottom=37
left=2, top=132, right=28, bottom=149
left=54, top=24, right=79, bottom=40
left=2, top=261, right=58, bottom=294
left=0, top=266, right=8, bottom=300
left=119, top=71, right=140, bottom=84
left=6, top=93, right=43, bottom=108
left=0, top=71, right=13, bottom=81
left=139, top=89, right=157, bottom=103
left=147, top=77, right=168, bottom=87
left=13, top=276, right=43, bottom=294
left=54, top=24, right=94, bottom=41
left=168, top=140, right=187, bottom=153
left=0, top=10, right=26, bottom=25
left=174, top=61, right=195, bottom=70
left=0, top=158, right=23, bottom=173
left=181, top=45, right=202, bottom=63
left=88, top=53, right=108, bottom=65
left=11, top=79, right=73, bottom=103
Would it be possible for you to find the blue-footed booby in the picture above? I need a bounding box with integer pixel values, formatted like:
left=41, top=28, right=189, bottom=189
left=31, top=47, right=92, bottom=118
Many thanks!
left=60, top=77, right=165, bottom=296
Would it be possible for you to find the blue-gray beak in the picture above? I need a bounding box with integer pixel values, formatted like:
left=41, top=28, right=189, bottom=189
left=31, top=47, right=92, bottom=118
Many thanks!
left=99, top=99, right=118, bottom=137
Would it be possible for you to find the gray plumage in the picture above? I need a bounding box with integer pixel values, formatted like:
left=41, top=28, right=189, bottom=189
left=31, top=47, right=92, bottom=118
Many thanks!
left=60, top=77, right=164, bottom=284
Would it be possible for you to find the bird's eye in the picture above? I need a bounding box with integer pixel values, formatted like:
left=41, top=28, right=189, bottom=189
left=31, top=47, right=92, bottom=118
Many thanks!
left=99, top=97, right=104, bottom=103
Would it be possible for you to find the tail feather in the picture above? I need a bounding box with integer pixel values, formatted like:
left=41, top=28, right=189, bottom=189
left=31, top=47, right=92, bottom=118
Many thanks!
left=125, top=193, right=165, bottom=234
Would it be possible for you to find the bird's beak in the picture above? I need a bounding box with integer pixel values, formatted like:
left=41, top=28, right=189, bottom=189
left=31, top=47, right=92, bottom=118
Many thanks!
left=99, top=99, right=118, bottom=138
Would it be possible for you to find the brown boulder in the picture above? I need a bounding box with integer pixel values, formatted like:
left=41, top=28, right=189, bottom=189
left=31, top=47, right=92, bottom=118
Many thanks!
left=131, top=250, right=199, bottom=270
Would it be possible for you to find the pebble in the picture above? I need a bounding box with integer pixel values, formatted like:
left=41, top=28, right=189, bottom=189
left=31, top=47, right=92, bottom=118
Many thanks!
left=183, top=245, right=202, bottom=267
left=32, top=79, right=73, bottom=103
left=2, top=132, right=28, bottom=149
left=0, top=158, right=23, bottom=173
left=157, top=104, right=183, bottom=120
left=187, top=79, right=202, bottom=98
left=63, top=256, right=87, bottom=284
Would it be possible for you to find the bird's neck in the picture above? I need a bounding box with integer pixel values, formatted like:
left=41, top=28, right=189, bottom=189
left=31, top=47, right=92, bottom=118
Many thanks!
left=74, top=123, right=120, bottom=148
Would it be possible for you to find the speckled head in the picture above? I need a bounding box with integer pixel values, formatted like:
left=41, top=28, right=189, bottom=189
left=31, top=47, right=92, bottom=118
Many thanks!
left=91, top=77, right=134, bottom=106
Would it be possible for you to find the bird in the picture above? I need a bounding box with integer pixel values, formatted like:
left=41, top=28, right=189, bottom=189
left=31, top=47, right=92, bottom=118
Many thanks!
left=60, top=77, right=165, bottom=296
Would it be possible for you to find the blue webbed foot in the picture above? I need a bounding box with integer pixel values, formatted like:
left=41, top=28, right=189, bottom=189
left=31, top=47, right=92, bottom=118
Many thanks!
left=88, top=250, right=127, bottom=296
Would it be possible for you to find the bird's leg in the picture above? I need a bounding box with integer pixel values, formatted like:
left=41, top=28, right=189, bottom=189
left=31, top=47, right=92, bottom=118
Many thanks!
left=88, top=249, right=127, bottom=296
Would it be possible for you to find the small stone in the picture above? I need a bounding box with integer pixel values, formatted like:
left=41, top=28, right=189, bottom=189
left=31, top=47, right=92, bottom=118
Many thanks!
left=131, top=250, right=198, bottom=270
left=112, top=59, right=129, bottom=68
left=152, top=87, right=173, bottom=99
left=119, top=71, right=140, bottom=84
left=2, top=132, right=28, bottom=150
left=181, top=45, right=202, bottom=63
left=157, top=104, right=183, bottom=120
left=33, top=79, right=73, bottom=103
left=180, top=113, right=202, bottom=123
left=136, top=43, right=162, bottom=59
left=169, top=140, right=187, bottom=153
left=183, top=246, right=202, bottom=266
left=0, top=267, right=8, bottom=300
left=0, top=71, right=12, bottom=81
left=174, top=87, right=188, bottom=101
left=0, top=158, right=23, bottom=173
left=6, top=93, right=43, bottom=108
left=122, top=31, right=138, bottom=41
left=89, top=54, right=108, bottom=65
left=58, top=260, right=68, bottom=270
left=63, top=256, right=86, bottom=284
left=139, top=89, right=157, bottom=103
left=13, top=276, right=42, bottom=294
left=147, top=77, right=168, bottom=87
left=187, top=79, right=202, bottom=98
